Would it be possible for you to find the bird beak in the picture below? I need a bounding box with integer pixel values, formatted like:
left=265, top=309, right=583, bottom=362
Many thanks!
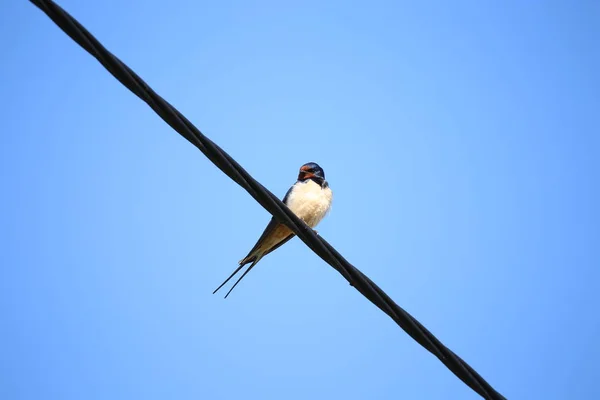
left=298, top=171, right=314, bottom=180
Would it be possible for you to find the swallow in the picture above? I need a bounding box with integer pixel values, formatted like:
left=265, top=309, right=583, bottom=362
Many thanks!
left=213, top=162, right=333, bottom=298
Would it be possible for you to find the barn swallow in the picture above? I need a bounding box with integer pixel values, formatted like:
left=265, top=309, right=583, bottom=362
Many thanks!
left=213, top=162, right=333, bottom=298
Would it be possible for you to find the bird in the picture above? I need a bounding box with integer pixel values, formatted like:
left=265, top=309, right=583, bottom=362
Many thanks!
left=213, top=162, right=333, bottom=298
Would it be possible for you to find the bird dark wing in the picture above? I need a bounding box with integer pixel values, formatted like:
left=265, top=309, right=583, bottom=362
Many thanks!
left=239, top=184, right=296, bottom=264
left=260, top=229, right=294, bottom=258
left=213, top=184, right=298, bottom=298
left=281, top=184, right=294, bottom=204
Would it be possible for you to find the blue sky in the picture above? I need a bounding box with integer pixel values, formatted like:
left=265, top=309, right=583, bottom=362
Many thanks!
left=1, top=1, right=598, bottom=399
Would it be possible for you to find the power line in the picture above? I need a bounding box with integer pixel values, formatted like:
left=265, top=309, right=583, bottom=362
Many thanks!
left=29, top=1, right=506, bottom=398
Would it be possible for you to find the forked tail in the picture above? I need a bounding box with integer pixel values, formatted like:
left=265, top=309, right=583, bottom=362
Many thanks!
left=212, top=253, right=265, bottom=298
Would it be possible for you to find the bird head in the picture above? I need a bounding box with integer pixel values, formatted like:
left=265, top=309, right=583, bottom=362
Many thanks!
left=297, top=162, right=325, bottom=184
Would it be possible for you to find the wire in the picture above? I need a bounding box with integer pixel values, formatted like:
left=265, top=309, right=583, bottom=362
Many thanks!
left=29, top=1, right=506, bottom=398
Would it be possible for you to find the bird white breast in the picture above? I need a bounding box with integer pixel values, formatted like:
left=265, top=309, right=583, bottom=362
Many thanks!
left=286, top=180, right=333, bottom=228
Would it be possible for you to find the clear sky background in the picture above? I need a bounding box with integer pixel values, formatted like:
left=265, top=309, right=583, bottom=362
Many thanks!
left=1, top=1, right=598, bottom=399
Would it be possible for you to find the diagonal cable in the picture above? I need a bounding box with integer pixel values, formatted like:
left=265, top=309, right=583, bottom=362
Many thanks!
left=28, top=1, right=506, bottom=398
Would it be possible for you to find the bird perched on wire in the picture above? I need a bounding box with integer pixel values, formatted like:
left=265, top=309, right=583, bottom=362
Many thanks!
left=213, top=162, right=333, bottom=298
